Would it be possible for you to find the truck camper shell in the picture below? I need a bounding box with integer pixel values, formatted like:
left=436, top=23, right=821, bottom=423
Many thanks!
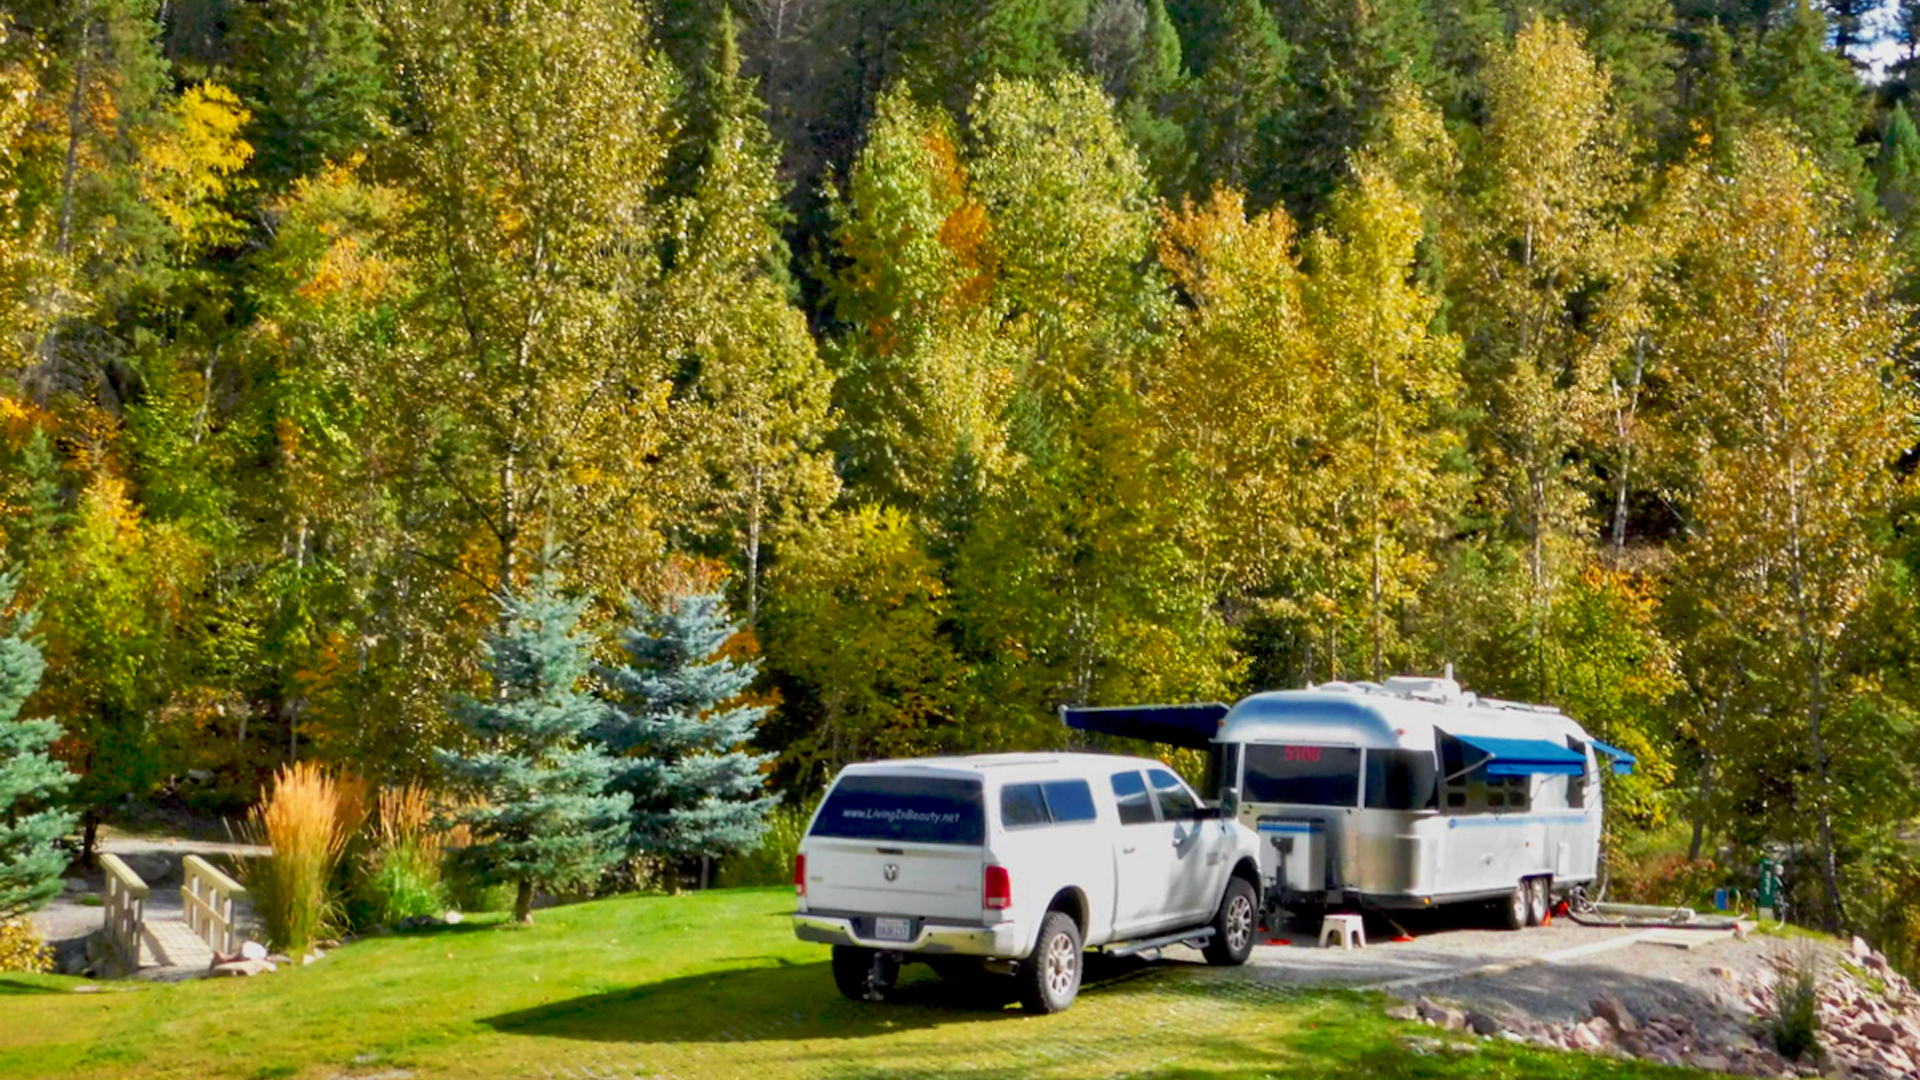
left=1063, top=676, right=1636, bottom=925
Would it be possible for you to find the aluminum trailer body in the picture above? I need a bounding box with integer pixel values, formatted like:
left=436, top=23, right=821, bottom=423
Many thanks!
left=1063, top=675, right=1636, bottom=923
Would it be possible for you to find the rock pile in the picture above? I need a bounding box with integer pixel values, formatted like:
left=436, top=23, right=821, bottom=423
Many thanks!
left=1388, top=938, right=1920, bottom=1079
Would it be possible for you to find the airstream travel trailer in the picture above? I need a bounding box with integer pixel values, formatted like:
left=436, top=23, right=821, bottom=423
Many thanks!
left=1061, top=675, right=1637, bottom=929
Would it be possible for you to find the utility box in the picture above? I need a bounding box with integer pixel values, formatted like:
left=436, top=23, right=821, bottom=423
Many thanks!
left=1256, top=818, right=1325, bottom=896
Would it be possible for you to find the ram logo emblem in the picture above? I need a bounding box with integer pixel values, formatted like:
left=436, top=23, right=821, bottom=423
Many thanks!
left=883, top=863, right=899, bottom=882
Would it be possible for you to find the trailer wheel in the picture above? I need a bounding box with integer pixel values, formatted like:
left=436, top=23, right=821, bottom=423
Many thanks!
left=1203, top=877, right=1257, bottom=966
left=1018, top=911, right=1083, bottom=1014
left=1498, top=883, right=1528, bottom=931
left=1525, top=877, right=1551, bottom=926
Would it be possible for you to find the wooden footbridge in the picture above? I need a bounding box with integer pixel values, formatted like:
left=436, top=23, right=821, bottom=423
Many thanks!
left=99, top=852, right=252, bottom=975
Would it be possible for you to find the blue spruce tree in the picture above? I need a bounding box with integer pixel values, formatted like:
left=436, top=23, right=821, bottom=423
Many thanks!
left=0, top=573, right=78, bottom=920
left=437, top=575, right=630, bottom=924
left=593, top=592, right=776, bottom=880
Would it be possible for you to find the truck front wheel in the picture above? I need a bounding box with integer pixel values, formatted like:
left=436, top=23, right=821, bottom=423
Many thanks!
left=1203, top=877, right=1257, bottom=966
left=1018, top=911, right=1083, bottom=1014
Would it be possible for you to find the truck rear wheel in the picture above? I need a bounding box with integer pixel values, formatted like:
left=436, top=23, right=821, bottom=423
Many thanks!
left=1202, top=877, right=1257, bottom=966
left=1018, top=911, right=1083, bottom=1014
left=832, top=945, right=895, bottom=1001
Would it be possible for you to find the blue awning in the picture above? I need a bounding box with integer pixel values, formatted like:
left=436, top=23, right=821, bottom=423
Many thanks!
left=1449, top=733, right=1587, bottom=777
left=1589, top=739, right=1637, bottom=775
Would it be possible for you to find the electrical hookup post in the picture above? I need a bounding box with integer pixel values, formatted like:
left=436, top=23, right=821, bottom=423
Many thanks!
left=1756, top=856, right=1784, bottom=926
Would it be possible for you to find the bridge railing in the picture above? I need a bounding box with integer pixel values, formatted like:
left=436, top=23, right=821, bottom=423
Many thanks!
left=182, top=854, right=252, bottom=956
left=99, top=853, right=149, bottom=972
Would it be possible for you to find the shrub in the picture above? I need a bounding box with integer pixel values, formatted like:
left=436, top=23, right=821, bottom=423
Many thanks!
left=0, top=917, right=51, bottom=973
left=350, top=785, right=450, bottom=928
left=244, top=763, right=353, bottom=955
left=1767, top=944, right=1823, bottom=1061
left=715, top=801, right=813, bottom=889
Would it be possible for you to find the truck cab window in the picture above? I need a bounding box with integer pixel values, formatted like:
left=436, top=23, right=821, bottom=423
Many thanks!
left=1148, top=768, right=1199, bottom=819
left=1110, top=770, right=1156, bottom=825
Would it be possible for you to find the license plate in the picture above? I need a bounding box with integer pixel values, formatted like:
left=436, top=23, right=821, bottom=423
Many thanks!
left=874, top=917, right=912, bottom=942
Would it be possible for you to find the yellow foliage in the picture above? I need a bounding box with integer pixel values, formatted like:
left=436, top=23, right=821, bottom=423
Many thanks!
left=139, top=83, right=255, bottom=251
left=0, top=918, right=51, bottom=974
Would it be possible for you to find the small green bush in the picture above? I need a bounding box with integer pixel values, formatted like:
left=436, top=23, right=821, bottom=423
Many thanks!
left=715, top=801, right=813, bottom=889
left=1768, top=945, right=1823, bottom=1061
left=352, top=842, right=449, bottom=927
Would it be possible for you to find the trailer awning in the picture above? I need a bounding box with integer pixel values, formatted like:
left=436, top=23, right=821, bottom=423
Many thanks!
left=1588, top=739, right=1637, bottom=775
left=1060, top=702, right=1230, bottom=750
left=1449, top=733, right=1587, bottom=777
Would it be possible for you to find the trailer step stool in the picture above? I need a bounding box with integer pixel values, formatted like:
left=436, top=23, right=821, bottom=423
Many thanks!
left=1319, top=913, right=1366, bottom=949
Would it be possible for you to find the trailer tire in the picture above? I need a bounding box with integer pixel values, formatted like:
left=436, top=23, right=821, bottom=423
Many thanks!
left=1498, top=883, right=1528, bottom=931
left=1019, top=912, right=1083, bottom=1014
left=832, top=945, right=895, bottom=1001
left=1203, top=877, right=1258, bottom=966
left=1526, top=877, right=1551, bottom=926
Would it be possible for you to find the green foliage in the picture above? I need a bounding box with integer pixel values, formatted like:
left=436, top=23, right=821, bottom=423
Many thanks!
left=0, top=573, right=76, bottom=921
left=713, top=799, right=815, bottom=889
left=437, top=575, right=631, bottom=924
left=591, top=590, right=776, bottom=865
left=1768, top=945, right=1824, bottom=1060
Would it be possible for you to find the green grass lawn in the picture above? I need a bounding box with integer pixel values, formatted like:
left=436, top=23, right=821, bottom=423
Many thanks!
left=0, top=888, right=1715, bottom=1080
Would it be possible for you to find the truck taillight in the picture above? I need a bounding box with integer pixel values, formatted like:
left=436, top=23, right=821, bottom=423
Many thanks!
left=794, top=853, right=806, bottom=897
left=983, top=864, right=1012, bottom=910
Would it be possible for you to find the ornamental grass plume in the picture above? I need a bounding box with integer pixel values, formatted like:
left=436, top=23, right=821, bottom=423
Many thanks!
left=353, top=784, right=450, bottom=927
left=246, top=763, right=353, bottom=956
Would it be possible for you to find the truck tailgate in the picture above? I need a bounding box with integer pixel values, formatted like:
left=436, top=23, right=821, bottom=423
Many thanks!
left=804, top=838, right=986, bottom=922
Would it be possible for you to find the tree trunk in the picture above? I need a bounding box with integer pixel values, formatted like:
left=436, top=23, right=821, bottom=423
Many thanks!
left=515, top=879, right=535, bottom=924
left=1687, top=743, right=1714, bottom=862
left=1610, top=334, right=1647, bottom=560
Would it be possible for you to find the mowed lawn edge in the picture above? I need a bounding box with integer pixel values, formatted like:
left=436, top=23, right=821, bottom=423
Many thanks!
left=0, top=888, right=1716, bottom=1080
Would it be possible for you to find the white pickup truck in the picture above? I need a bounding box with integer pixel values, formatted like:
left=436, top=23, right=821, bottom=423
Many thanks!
left=792, top=752, right=1263, bottom=1013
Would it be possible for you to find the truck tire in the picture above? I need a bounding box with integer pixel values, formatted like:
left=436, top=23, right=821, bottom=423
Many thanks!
left=1018, top=911, right=1083, bottom=1014
left=832, top=945, right=895, bottom=1001
left=1498, top=883, right=1528, bottom=931
left=1202, top=877, right=1257, bottom=966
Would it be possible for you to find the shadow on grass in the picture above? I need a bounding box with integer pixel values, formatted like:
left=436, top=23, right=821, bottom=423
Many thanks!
left=483, top=952, right=1179, bottom=1044
left=0, top=977, right=68, bottom=995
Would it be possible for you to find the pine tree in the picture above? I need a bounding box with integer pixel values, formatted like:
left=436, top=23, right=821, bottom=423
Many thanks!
left=1120, top=0, right=1192, bottom=196
left=1747, top=0, right=1865, bottom=181
left=0, top=573, right=78, bottom=920
left=1184, top=0, right=1290, bottom=208
left=1878, top=100, right=1920, bottom=220
left=591, top=592, right=777, bottom=872
left=436, top=575, right=630, bottom=924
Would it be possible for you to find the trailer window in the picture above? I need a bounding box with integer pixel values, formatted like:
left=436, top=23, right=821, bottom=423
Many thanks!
left=1364, top=749, right=1438, bottom=810
left=1243, top=744, right=1361, bottom=807
left=812, top=775, right=985, bottom=844
left=1565, top=738, right=1589, bottom=808
left=1110, top=770, right=1157, bottom=825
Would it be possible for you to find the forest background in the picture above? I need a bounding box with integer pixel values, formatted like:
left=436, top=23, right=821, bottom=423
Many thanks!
left=2, top=0, right=1920, bottom=966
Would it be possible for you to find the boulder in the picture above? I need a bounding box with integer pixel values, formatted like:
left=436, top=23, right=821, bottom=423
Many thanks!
left=1592, top=993, right=1640, bottom=1033
left=444, top=910, right=464, bottom=925
left=1571, top=1022, right=1605, bottom=1051
left=64, top=878, right=88, bottom=892
left=210, top=959, right=275, bottom=977
left=1465, top=1010, right=1502, bottom=1037
left=1416, top=997, right=1466, bottom=1031
left=239, top=940, right=268, bottom=962
left=1691, top=1051, right=1732, bottom=1072
left=1384, top=1004, right=1420, bottom=1022
left=1852, top=935, right=1873, bottom=959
